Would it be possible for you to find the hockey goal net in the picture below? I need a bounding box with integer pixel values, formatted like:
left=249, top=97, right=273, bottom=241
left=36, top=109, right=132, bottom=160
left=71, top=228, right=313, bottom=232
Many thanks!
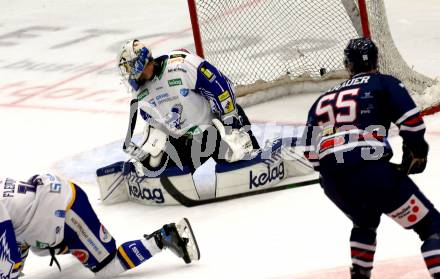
left=188, top=0, right=438, bottom=110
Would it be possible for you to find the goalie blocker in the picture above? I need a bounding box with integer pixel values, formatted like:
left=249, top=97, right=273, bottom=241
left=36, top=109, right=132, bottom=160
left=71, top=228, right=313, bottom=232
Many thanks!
left=96, top=138, right=318, bottom=207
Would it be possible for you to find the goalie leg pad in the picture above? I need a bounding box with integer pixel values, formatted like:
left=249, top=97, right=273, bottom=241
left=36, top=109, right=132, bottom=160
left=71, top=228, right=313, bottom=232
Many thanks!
left=96, top=161, right=201, bottom=205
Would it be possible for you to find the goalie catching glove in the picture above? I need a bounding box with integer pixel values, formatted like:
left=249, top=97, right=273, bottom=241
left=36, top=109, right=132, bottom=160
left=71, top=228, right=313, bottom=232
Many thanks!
left=212, top=117, right=253, bottom=162
left=123, top=125, right=168, bottom=172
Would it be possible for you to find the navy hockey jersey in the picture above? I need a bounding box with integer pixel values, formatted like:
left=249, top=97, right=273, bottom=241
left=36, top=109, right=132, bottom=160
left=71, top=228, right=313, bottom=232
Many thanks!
left=304, top=72, right=426, bottom=171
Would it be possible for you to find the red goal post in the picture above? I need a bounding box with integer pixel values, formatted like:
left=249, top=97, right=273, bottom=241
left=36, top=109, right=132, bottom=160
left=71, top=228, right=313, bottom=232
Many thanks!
left=187, top=0, right=438, bottom=112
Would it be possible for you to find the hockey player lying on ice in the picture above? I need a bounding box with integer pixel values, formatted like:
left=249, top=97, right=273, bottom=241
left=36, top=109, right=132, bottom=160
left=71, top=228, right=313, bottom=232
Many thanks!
left=0, top=173, right=200, bottom=278
left=304, top=38, right=440, bottom=279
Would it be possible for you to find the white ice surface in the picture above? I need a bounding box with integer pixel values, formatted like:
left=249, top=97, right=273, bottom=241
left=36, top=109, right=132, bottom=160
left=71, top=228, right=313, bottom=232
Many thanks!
left=0, top=0, right=439, bottom=278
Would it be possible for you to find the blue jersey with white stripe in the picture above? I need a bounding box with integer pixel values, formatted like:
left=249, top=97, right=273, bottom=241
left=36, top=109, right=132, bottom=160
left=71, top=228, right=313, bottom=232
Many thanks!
left=304, top=72, right=426, bottom=171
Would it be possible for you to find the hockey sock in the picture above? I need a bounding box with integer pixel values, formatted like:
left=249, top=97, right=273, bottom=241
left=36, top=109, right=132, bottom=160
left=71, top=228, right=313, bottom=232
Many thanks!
left=116, top=238, right=161, bottom=270
left=350, top=227, right=376, bottom=274
left=421, top=236, right=440, bottom=278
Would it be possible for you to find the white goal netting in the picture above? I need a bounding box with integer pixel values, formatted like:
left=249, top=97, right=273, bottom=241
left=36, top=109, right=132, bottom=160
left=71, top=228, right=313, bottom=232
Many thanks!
left=191, top=0, right=438, bottom=108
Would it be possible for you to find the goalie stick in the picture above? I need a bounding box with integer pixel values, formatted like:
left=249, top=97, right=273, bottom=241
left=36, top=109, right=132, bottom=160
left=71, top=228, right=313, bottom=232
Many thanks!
left=123, top=98, right=139, bottom=151
left=160, top=175, right=319, bottom=207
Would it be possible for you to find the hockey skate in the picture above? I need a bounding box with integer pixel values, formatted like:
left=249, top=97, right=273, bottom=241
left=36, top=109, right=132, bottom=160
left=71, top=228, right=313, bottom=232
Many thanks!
left=145, top=218, right=200, bottom=264
left=350, top=266, right=371, bottom=279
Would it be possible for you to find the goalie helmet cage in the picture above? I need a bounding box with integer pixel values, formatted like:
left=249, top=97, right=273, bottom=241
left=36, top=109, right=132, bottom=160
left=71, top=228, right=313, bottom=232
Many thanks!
left=187, top=0, right=437, bottom=109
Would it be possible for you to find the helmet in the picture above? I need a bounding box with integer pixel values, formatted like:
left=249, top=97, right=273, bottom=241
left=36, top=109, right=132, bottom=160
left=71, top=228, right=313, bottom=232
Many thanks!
left=117, top=39, right=153, bottom=89
left=343, top=38, right=378, bottom=75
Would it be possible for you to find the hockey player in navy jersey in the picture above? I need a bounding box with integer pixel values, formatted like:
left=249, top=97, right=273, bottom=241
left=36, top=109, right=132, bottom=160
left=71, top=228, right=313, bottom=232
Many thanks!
left=117, top=39, right=259, bottom=174
left=304, top=38, right=440, bottom=279
left=0, top=173, right=200, bottom=278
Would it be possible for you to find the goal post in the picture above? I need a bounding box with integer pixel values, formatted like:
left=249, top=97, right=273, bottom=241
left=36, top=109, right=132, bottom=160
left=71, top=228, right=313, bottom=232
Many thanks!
left=187, top=0, right=438, bottom=110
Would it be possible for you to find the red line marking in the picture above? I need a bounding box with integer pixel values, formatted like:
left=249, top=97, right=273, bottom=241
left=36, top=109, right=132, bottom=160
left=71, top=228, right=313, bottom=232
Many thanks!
left=9, top=61, right=115, bottom=105
left=6, top=24, right=195, bottom=106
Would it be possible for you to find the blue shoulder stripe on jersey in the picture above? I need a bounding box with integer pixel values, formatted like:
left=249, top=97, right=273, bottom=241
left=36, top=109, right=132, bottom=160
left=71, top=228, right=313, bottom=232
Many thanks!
left=195, top=61, right=237, bottom=116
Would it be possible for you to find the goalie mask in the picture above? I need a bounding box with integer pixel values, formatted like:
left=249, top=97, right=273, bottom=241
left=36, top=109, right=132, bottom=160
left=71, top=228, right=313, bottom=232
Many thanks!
left=344, top=38, right=378, bottom=76
left=117, top=39, right=153, bottom=91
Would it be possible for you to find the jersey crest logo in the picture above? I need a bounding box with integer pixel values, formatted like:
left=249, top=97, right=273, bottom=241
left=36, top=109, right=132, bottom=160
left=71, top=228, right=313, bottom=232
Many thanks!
left=180, top=88, right=189, bottom=97
left=0, top=232, right=14, bottom=278
left=165, top=104, right=184, bottom=129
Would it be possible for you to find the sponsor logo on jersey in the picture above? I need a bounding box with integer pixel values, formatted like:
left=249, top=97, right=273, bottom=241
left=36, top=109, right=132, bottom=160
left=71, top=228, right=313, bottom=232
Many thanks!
left=137, top=88, right=149, bottom=101
left=35, top=240, right=49, bottom=249
left=50, top=182, right=62, bottom=193
left=55, top=226, right=61, bottom=234
left=360, top=91, right=373, bottom=99
left=169, top=53, right=187, bottom=59
left=218, top=90, right=230, bottom=102
left=54, top=210, right=66, bottom=218
left=221, top=98, right=235, bottom=114
left=127, top=180, right=165, bottom=204
left=67, top=213, right=108, bottom=261
left=99, top=225, right=112, bottom=243
left=0, top=232, right=14, bottom=278
left=154, top=93, right=178, bottom=105
left=249, top=162, right=285, bottom=189
left=200, top=65, right=215, bottom=81
left=180, top=88, right=189, bottom=97
left=156, top=93, right=170, bottom=100
left=168, top=57, right=185, bottom=65
left=148, top=99, right=157, bottom=107
left=387, top=195, right=429, bottom=228
left=3, top=178, right=16, bottom=198
left=168, top=67, right=187, bottom=73
left=72, top=249, right=89, bottom=263
left=128, top=242, right=146, bottom=262
left=168, top=78, right=183, bottom=87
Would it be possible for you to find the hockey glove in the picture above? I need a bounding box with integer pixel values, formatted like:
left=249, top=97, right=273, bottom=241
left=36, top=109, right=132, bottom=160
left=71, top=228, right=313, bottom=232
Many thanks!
left=397, top=141, right=429, bottom=174
left=212, top=118, right=253, bottom=162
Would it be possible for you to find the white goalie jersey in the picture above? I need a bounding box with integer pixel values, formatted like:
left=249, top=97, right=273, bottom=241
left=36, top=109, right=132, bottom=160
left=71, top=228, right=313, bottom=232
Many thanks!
left=0, top=174, right=74, bottom=248
left=134, top=50, right=236, bottom=138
